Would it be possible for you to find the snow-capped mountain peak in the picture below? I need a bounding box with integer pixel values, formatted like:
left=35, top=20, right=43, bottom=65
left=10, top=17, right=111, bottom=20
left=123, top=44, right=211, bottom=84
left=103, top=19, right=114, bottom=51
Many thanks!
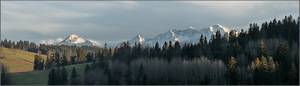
left=40, top=34, right=102, bottom=47
left=129, top=33, right=145, bottom=45
left=189, top=26, right=196, bottom=29
left=59, top=34, right=95, bottom=46
left=62, top=34, right=86, bottom=44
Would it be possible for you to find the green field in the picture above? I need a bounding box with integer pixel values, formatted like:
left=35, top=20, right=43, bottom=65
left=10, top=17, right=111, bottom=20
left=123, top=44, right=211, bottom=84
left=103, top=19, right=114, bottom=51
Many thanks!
left=10, top=63, right=89, bottom=85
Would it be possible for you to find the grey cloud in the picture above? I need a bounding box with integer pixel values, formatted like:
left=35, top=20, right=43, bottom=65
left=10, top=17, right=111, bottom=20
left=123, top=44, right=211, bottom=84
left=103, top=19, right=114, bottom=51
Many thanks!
left=1, top=1, right=298, bottom=43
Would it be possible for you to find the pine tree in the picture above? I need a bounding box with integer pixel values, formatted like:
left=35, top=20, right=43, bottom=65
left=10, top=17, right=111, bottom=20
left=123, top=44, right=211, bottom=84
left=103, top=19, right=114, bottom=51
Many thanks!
left=45, top=51, right=54, bottom=69
left=62, top=55, right=68, bottom=66
left=174, top=41, right=181, bottom=57
left=229, top=30, right=237, bottom=42
left=33, top=53, right=44, bottom=70
left=71, top=56, right=78, bottom=64
left=154, top=42, right=160, bottom=57
left=84, top=64, right=93, bottom=85
left=77, top=48, right=86, bottom=62
left=33, top=55, right=39, bottom=70
left=228, top=56, right=237, bottom=84
left=54, top=52, right=60, bottom=66
left=261, top=56, right=268, bottom=71
left=267, top=57, right=276, bottom=72
left=56, top=67, right=62, bottom=84
left=86, top=52, right=93, bottom=62
left=228, top=56, right=237, bottom=72
left=162, top=42, right=168, bottom=58
left=71, top=67, right=80, bottom=85
left=1, top=65, right=11, bottom=85
left=259, top=40, right=268, bottom=56
left=288, top=63, right=298, bottom=85
left=48, top=68, right=56, bottom=85
left=254, top=57, right=261, bottom=69
left=84, top=64, right=90, bottom=73
left=199, top=34, right=204, bottom=45
left=137, top=65, right=146, bottom=84
left=96, top=50, right=104, bottom=61
left=61, top=67, right=68, bottom=85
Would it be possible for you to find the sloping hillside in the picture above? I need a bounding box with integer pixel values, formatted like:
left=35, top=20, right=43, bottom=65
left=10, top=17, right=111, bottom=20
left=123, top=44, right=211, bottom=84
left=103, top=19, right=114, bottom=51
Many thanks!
left=0, top=47, right=89, bottom=84
left=0, top=47, right=47, bottom=73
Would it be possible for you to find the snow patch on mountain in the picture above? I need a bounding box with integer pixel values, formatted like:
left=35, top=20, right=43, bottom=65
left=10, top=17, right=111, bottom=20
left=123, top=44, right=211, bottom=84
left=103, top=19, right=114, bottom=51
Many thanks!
left=128, top=24, right=230, bottom=46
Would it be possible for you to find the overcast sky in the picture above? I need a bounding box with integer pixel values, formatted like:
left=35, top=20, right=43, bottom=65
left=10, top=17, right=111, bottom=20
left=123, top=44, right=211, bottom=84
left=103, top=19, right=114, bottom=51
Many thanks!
left=1, top=1, right=299, bottom=44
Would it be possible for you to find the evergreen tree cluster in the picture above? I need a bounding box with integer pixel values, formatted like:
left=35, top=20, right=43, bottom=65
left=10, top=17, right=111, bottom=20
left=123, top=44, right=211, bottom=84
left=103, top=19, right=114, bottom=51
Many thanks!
left=48, top=67, right=69, bottom=85
left=33, top=51, right=45, bottom=70
left=1, top=40, right=38, bottom=53
left=82, top=57, right=227, bottom=85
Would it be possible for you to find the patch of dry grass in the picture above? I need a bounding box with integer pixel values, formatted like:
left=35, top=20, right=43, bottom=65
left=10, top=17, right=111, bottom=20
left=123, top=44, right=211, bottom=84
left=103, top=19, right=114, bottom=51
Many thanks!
left=0, top=47, right=47, bottom=73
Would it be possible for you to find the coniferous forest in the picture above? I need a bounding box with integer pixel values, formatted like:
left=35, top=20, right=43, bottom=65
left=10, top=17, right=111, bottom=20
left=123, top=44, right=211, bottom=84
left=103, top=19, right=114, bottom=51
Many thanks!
left=0, top=15, right=299, bottom=85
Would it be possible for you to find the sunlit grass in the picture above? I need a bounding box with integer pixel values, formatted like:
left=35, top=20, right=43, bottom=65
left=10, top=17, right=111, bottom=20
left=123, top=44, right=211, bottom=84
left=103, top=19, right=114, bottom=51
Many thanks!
left=0, top=47, right=47, bottom=73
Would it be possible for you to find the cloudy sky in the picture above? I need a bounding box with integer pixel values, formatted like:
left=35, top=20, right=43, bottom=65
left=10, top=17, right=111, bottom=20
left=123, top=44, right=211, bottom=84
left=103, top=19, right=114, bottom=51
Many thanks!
left=1, top=1, right=299, bottom=44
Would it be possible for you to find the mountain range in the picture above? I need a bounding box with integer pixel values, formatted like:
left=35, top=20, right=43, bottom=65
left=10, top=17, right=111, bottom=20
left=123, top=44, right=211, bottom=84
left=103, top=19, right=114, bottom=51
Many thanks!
left=40, top=24, right=230, bottom=47
left=128, top=24, right=230, bottom=46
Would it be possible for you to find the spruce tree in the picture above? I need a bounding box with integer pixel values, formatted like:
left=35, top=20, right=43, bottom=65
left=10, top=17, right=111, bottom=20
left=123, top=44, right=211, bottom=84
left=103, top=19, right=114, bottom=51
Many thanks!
left=228, top=57, right=237, bottom=84
left=288, top=63, right=298, bottom=85
left=154, top=42, right=160, bottom=57
left=174, top=41, right=181, bottom=57
left=84, top=64, right=90, bottom=73
left=62, top=56, right=68, bottom=66
left=61, top=67, right=68, bottom=85
left=48, top=68, right=56, bottom=85
left=1, top=65, right=11, bottom=85
left=71, top=67, right=80, bottom=85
